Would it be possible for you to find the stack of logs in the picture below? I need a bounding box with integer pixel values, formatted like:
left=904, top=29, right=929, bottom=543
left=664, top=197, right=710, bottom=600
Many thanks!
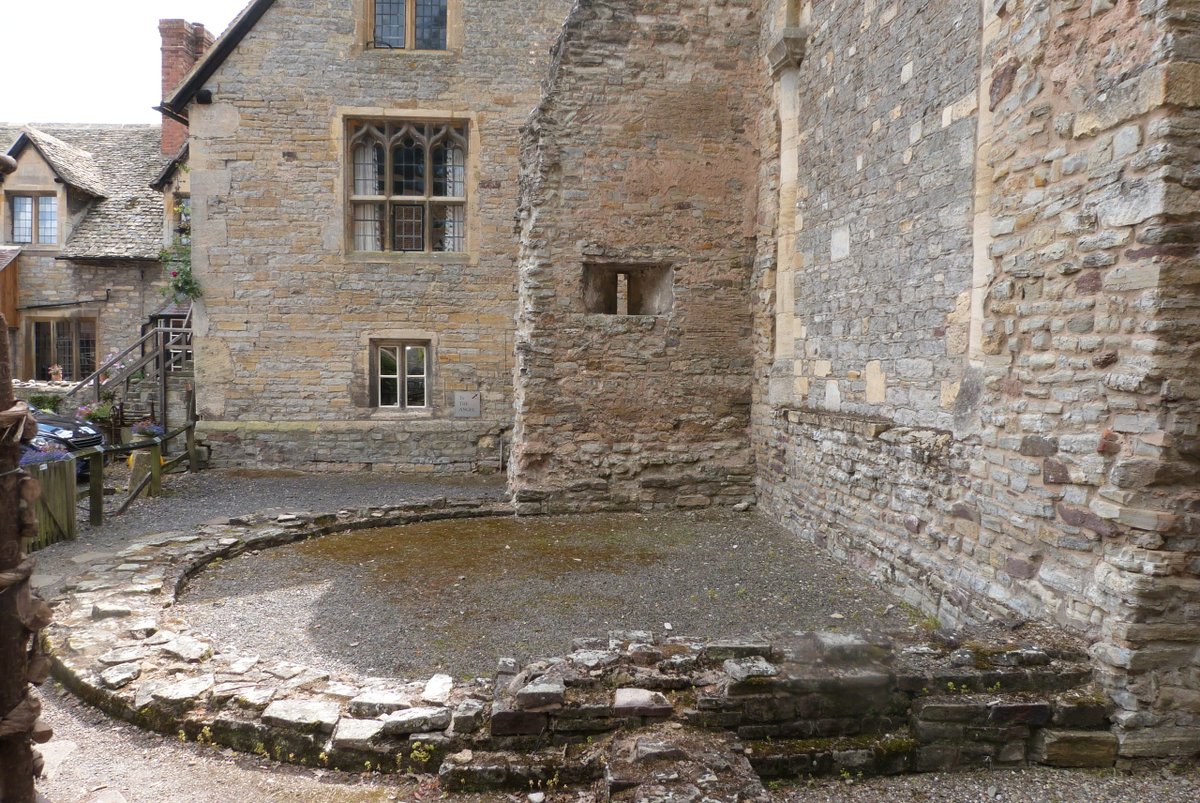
left=1, top=311, right=56, bottom=801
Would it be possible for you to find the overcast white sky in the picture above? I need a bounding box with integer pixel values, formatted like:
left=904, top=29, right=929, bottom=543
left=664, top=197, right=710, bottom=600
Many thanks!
left=1, top=0, right=251, bottom=124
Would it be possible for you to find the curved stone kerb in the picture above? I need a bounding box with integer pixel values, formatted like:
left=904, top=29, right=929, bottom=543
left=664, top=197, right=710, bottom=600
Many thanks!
left=46, top=498, right=1112, bottom=786
left=47, top=498, right=514, bottom=773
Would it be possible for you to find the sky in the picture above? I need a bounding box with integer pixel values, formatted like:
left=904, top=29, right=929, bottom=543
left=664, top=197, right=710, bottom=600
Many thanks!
left=1, top=0, right=252, bottom=124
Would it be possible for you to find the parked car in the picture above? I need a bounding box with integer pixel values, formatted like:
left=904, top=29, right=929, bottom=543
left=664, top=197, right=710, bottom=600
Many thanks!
left=23, top=407, right=106, bottom=480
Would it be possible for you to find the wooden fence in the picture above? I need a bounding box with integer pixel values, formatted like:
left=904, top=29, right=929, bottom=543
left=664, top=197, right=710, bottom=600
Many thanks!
left=22, top=416, right=201, bottom=551
left=23, top=459, right=77, bottom=551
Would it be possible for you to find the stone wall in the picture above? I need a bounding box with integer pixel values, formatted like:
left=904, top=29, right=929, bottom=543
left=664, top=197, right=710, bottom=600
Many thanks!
left=755, top=0, right=1200, bottom=757
left=187, top=0, right=571, bottom=472
left=510, top=0, right=762, bottom=512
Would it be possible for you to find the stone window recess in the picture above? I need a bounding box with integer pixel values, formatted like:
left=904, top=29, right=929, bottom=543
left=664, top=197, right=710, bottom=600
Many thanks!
left=371, top=0, right=448, bottom=50
left=348, top=120, right=466, bottom=253
left=8, top=194, right=57, bottom=245
left=174, top=195, right=191, bottom=245
left=29, top=318, right=96, bottom=382
left=583, top=264, right=674, bottom=316
left=372, top=340, right=430, bottom=408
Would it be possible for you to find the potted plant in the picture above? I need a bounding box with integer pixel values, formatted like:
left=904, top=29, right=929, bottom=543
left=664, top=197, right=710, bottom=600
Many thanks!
left=132, top=420, right=165, bottom=440
left=48, top=364, right=63, bottom=382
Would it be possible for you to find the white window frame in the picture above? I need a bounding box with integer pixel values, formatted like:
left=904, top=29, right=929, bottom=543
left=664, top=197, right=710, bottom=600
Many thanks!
left=372, top=339, right=431, bottom=409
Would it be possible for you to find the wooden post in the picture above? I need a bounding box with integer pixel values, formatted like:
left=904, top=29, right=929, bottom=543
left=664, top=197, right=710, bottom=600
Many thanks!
left=0, top=312, right=46, bottom=802
left=158, top=327, right=169, bottom=441
left=89, top=452, right=104, bottom=526
left=185, top=386, right=197, bottom=472
left=149, top=442, right=163, bottom=497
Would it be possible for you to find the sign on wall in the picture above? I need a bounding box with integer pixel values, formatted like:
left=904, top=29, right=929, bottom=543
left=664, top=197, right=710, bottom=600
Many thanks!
left=453, top=391, right=481, bottom=419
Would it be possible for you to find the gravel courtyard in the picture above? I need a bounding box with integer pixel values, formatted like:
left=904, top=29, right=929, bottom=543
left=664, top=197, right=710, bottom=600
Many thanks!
left=29, top=470, right=1200, bottom=803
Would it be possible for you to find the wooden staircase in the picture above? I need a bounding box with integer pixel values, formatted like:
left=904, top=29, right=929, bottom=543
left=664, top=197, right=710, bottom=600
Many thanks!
left=63, top=305, right=194, bottom=433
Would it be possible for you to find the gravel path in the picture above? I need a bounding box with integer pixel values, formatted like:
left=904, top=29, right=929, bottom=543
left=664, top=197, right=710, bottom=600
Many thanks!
left=31, top=469, right=507, bottom=597
left=28, top=469, right=1200, bottom=802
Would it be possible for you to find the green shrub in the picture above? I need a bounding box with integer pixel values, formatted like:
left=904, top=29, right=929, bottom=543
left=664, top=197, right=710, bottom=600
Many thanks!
left=26, top=393, right=62, bottom=413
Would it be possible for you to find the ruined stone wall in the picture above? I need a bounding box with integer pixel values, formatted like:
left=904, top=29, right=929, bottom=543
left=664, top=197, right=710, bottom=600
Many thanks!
left=188, top=0, right=571, bottom=471
left=755, top=0, right=984, bottom=614
left=755, top=0, right=1200, bottom=756
left=966, top=0, right=1200, bottom=756
left=510, top=0, right=762, bottom=512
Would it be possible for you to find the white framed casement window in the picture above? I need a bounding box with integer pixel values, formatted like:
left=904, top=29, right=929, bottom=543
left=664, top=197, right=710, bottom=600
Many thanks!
left=348, top=119, right=467, bottom=254
left=372, top=340, right=431, bottom=408
left=370, top=0, right=450, bottom=50
left=9, top=194, right=57, bottom=246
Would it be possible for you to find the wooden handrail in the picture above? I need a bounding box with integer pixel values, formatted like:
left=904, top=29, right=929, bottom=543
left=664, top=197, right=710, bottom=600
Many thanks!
left=63, top=325, right=193, bottom=404
left=76, top=387, right=200, bottom=526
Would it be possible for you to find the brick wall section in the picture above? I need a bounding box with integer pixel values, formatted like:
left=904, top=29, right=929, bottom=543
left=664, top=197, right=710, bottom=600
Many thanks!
left=755, top=0, right=1200, bottom=757
left=188, top=0, right=571, bottom=472
left=159, top=20, right=213, bottom=156
left=510, top=0, right=762, bottom=512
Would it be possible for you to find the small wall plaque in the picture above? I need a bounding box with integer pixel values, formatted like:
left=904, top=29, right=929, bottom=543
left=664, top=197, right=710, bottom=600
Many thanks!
left=453, top=391, right=482, bottom=419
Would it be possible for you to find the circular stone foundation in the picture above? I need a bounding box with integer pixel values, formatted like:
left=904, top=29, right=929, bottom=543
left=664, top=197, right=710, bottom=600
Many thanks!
left=176, top=510, right=906, bottom=677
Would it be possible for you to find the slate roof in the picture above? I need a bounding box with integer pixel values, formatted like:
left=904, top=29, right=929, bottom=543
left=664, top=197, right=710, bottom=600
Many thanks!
left=18, top=129, right=108, bottom=197
left=1, top=125, right=169, bottom=261
left=0, top=246, right=20, bottom=272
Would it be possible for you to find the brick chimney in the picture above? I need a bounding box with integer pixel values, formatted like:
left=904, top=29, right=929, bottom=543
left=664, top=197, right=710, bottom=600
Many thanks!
left=159, top=19, right=215, bottom=156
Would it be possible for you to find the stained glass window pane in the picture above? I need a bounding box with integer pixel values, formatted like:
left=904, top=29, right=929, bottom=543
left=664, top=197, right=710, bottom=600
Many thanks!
left=431, top=204, right=465, bottom=252
left=392, top=135, right=425, bottom=196
left=432, top=141, right=465, bottom=197
left=380, top=377, right=399, bottom=407
left=415, top=0, right=448, bottom=50
left=55, top=323, right=73, bottom=379
left=393, top=205, right=424, bottom=251
left=12, top=196, right=32, bottom=243
left=374, top=0, right=405, bottom=47
left=353, top=142, right=385, bottom=195
left=380, top=346, right=398, bottom=377
left=406, top=377, right=426, bottom=407
left=353, top=203, right=385, bottom=251
left=37, top=197, right=57, bottom=244
left=405, top=345, right=426, bottom=376
left=78, top=319, right=97, bottom=379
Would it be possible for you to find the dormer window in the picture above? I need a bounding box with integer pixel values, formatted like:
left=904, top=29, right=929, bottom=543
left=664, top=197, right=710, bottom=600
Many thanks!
left=371, top=0, right=448, bottom=50
left=9, top=195, right=57, bottom=246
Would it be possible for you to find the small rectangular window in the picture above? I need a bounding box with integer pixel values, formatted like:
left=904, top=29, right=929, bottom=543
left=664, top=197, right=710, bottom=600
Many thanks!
left=29, top=317, right=96, bottom=381
left=372, top=0, right=447, bottom=50
left=414, top=0, right=448, bottom=50
left=11, top=196, right=33, bottom=243
left=373, top=340, right=430, bottom=408
left=37, top=197, right=57, bottom=244
left=8, top=195, right=56, bottom=245
left=583, top=263, right=674, bottom=316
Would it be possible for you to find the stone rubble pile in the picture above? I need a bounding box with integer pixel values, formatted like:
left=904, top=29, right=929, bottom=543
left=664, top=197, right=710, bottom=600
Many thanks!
left=46, top=502, right=1119, bottom=795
